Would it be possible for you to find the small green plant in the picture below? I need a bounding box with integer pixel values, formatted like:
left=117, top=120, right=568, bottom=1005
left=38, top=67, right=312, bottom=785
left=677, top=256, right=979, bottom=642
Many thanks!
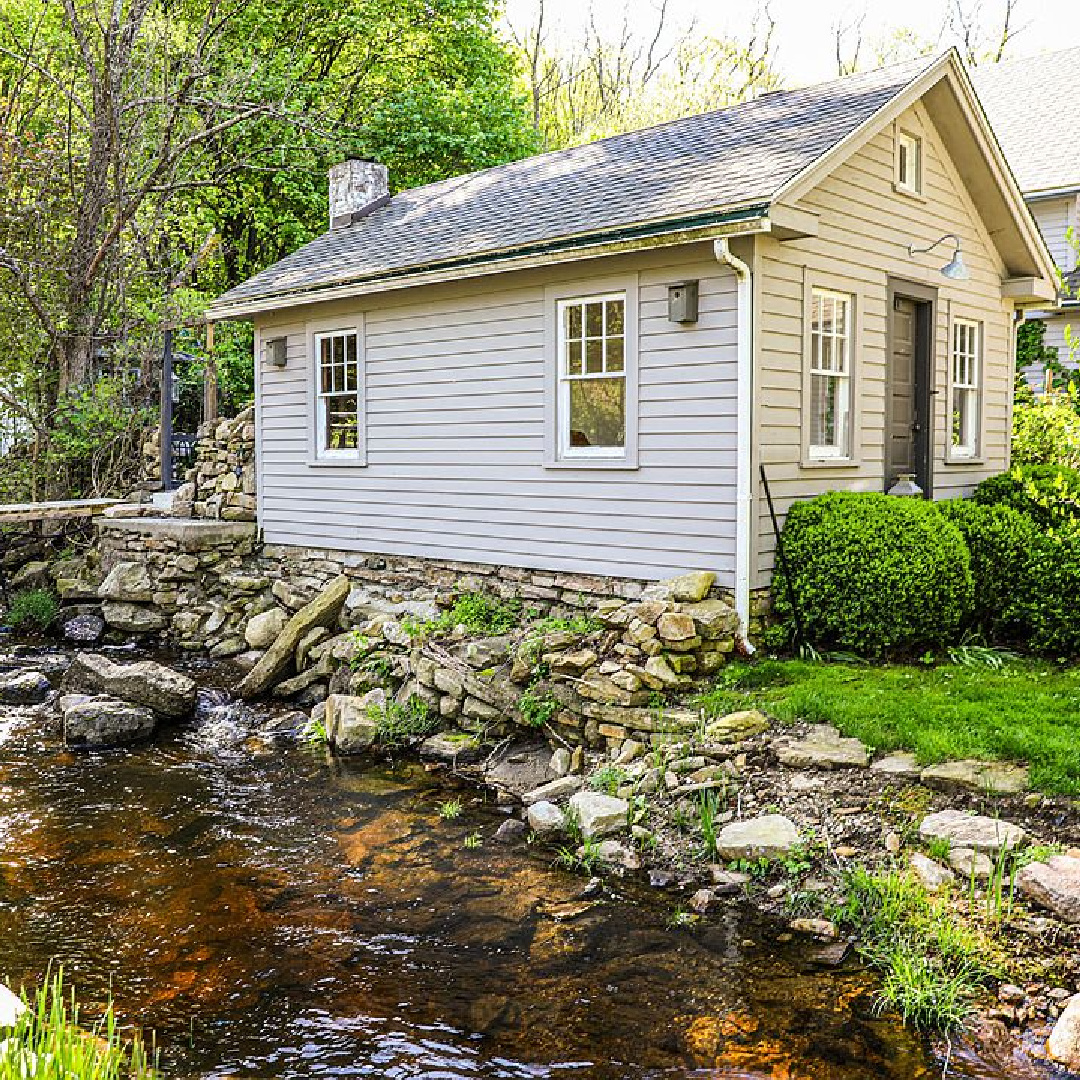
left=4, top=588, right=59, bottom=632
left=438, top=798, right=464, bottom=821
left=667, top=906, right=698, bottom=929
left=697, top=790, right=720, bottom=861
left=1, top=969, right=157, bottom=1079
left=413, top=592, right=524, bottom=640
left=302, top=716, right=329, bottom=746
left=555, top=835, right=603, bottom=874
left=561, top=806, right=583, bottom=844
left=589, top=766, right=628, bottom=796
left=925, top=836, right=952, bottom=863
left=368, top=695, right=439, bottom=749
left=732, top=856, right=773, bottom=880
left=464, top=831, right=482, bottom=849
left=518, top=685, right=558, bottom=728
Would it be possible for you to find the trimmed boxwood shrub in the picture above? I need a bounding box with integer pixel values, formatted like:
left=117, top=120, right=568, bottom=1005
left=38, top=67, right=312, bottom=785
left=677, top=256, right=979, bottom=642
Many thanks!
left=936, top=500, right=1040, bottom=642
left=772, top=491, right=973, bottom=657
left=1024, top=533, right=1080, bottom=657
left=973, top=463, right=1080, bottom=535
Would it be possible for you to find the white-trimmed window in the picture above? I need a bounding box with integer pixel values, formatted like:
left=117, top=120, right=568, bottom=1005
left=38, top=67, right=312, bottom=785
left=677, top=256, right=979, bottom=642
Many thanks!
left=808, top=288, right=853, bottom=459
left=951, top=318, right=980, bottom=458
left=315, top=329, right=362, bottom=459
left=897, top=131, right=922, bottom=194
left=557, top=293, right=627, bottom=458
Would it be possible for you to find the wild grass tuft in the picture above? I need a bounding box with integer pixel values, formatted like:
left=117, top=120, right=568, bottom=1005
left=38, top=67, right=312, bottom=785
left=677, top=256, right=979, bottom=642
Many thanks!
left=3, top=588, right=59, bottom=633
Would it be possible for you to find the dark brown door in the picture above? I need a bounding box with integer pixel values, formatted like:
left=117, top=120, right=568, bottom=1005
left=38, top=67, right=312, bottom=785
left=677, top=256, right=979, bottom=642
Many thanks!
left=886, top=292, right=933, bottom=494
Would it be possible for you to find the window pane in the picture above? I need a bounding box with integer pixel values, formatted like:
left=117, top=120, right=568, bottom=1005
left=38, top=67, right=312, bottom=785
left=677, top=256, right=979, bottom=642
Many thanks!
left=585, top=302, right=603, bottom=338
left=585, top=338, right=603, bottom=374
left=567, top=304, right=582, bottom=339
left=606, top=336, right=624, bottom=372
left=810, top=373, right=848, bottom=452
left=324, top=395, right=358, bottom=450
left=568, top=377, right=625, bottom=448
left=567, top=339, right=582, bottom=376
left=605, top=299, right=624, bottom=336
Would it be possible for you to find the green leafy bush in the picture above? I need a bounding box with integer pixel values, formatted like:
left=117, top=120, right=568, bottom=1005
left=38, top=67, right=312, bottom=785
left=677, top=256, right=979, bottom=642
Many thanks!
left=974, top=463, right=1080, bottom=536
left=1022, top=533, right=1080, bottom=657
left=936, top=501, right=1039, bottom=641
left=407, top=592, right=524, bottom=639
left=518, top=685, right=558, bottom=728
left=771, top=491, right=973, bottom=657
left=4, top=588, right=59, bottom=632
left=1011, top=390, right=1080, bottom=471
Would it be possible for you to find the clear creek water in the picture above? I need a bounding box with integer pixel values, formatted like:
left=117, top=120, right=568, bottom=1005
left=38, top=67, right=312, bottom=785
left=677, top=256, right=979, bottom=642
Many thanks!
left=0, top=654, right=1030, bottom=1079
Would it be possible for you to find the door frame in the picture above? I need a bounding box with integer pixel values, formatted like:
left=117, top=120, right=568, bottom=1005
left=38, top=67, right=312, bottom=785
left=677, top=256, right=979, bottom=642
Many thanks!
left=886, top=277, right=937, bottom=497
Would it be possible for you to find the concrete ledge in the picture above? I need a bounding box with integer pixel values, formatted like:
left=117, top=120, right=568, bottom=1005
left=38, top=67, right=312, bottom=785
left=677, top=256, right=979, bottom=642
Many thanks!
left=95, top=516, right=257, bottom=546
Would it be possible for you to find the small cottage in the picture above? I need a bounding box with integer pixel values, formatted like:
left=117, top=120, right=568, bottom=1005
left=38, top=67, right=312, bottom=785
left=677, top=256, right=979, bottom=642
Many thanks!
left=207, top=50, right=1056, bottom=636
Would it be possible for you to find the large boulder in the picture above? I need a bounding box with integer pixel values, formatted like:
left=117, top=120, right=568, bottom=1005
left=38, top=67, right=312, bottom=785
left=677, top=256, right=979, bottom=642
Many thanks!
left=244, top=608, right=287, bottom=649
left=63, top=695, right=157, bottom=748
left=63, top=653, right=197, bottom=718
left=0, top=670, right=51, bottom=706
left=238, top=576, right=351, bottom=699
left=716, top=814, right=800, bottom=861
left=325, top=690, right=382, bottom=753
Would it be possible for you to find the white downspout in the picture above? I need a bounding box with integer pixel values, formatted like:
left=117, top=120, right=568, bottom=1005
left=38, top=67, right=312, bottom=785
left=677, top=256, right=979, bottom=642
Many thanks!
left=713, top=236, right=754, bottom=652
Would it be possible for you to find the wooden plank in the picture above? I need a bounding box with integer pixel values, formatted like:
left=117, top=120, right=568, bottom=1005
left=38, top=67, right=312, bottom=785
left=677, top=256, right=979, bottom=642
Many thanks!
left=0, top=498, right=121, bottom=524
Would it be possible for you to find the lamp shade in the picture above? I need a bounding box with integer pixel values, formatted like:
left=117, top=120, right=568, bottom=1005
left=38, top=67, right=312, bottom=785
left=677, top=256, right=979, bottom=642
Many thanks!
left=941, top=250, right=968, bottom=280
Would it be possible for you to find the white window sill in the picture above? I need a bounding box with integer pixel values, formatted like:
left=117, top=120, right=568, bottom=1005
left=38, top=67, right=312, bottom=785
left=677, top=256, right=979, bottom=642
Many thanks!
left=307, top=456, right=368, bottom=468
left=800, top=455, right=859, bottom=469
left=943, top=454, right=982, bottom=466
left=893, top=182, right=926, bottom=202
left=544, top=456, right=639, bottom=471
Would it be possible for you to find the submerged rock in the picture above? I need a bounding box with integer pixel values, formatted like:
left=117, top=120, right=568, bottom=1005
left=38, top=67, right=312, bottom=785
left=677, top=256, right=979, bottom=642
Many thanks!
left=324, top=690, right=381, bottom=754
left=918, top=809, right=1025, bottom=854
left=0, top=670, right=51, bottom=706
left=716, top=814, right=800, bottom=861
left=63, top=653, right=197, bottom=718
left=62, top=695, right=157, bottom=748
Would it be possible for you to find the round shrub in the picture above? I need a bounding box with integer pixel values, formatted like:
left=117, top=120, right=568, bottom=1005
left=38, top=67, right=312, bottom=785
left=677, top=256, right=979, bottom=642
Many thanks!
left=772, top=491, right=973, bottom=657
left=1023, top=533, right=1080, bottom=657
left=936, top=500, right=1039, bottom=642
left=973, top=463, right=1080, bottom=535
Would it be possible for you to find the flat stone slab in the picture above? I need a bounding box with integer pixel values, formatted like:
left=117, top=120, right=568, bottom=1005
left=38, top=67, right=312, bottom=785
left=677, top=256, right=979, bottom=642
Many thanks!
left=920, top=759, right=1029, bottom=795
left=1017, top=856, right=1080, bottom=923
left=95, top=515, right=257, bottom=548
left=918, top=809, right=1026, bottom=854
left=775, top=725, right=868, bottom=769
left=870, top=752, right=921, bottom=779
left=523, top=775, right=582, bottom=806
left=717, top=814, right=800, bottom=861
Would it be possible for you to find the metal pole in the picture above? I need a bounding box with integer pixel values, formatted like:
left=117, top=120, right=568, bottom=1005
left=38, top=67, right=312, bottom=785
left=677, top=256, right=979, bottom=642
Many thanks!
left=759, top=463, right=806, bottom=647
left=160, top=328, right=174, bottom=492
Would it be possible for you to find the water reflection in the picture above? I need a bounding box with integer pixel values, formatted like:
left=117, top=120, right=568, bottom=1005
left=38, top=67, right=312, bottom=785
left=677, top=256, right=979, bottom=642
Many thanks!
left=0, top=681, right=985, bottom=1079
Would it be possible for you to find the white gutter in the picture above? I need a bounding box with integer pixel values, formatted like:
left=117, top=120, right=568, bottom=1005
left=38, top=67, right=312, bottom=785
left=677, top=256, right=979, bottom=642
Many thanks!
left=713, top=236, right=755, bottom=652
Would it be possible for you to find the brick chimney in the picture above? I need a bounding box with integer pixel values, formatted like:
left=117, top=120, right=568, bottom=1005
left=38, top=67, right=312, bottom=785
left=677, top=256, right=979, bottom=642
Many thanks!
left=329, top=158, right=390, bottom=230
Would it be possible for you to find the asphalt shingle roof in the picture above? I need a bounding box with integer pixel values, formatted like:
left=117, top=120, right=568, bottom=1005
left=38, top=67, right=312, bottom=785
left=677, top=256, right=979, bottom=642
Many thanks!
left=213, top=55, right=940, bottom=313
left=973, top=48, right=1080, bottom=196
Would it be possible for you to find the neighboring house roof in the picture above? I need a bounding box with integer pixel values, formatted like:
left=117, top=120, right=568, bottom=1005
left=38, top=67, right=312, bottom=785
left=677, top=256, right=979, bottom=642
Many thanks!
left=209, top=50, right=1054, bottom=319
left=973, top=47, right=1080, bottom=197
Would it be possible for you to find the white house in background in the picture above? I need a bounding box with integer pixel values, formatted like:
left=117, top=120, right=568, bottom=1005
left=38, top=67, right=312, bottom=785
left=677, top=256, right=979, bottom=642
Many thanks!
left=206, top=50, right=1055, bottom=633
left=975, top=48, right=1080, bottom=377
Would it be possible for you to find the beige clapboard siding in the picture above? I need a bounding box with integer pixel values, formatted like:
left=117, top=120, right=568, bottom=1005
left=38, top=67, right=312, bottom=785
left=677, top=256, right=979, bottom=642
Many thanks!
left=255, top=247, right=739, bottom=582
left=1030, top=196, right=1078, bottom=271
left=754, top=99, right=1014, bottom=581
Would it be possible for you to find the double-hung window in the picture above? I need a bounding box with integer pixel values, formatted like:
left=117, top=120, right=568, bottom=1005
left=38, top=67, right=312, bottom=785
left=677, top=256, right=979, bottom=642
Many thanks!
left=951, top=318, right=980, bottom=458
left=897, top=131, right=922, bottom=195
left=315, top=329, right=362, bottom=460
left=557, top=293, right=627, bottom=459
left=808, top=288, right=853, bottom=459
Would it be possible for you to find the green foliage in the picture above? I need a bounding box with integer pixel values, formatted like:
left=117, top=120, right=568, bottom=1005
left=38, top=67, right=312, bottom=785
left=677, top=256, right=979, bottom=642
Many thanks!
left=589, top=766, right=627, bottom=796
left=367, top=695, right=439, bottom=750
left=974, top=463, right=1080, bottom=536
left=1016, top=318, right=1060, bottom=377
left=697, top=790, right=720, bottom=861
left=0, top=970, right=156, bottom=1079
left=1023, top=531, right=1080, bottom=657
left=301, top=716, right=328, bottom=746
left=4, top=588, right=59, bottom=632
left=555, top=835, right=603, bottom=874
left=517, top=685, right=558, bottom=728
left=772, top=491, right=973, bottom=657
left=1011, top=390, right=1080, bottom=472
left=438, top=798, right=464, bottom=821
left=936, top=500, right=1040, bottom=641
left=411, top=592, right=524, bottom=639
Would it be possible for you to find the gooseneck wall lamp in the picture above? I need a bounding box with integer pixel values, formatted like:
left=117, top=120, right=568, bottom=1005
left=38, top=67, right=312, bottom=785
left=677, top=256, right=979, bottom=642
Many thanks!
left=908, top=233, right=969, bottom=281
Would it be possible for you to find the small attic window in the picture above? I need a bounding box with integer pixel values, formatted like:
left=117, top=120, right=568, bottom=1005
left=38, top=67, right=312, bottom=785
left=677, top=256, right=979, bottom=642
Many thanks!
left=897, top=131, right=922, bottom=195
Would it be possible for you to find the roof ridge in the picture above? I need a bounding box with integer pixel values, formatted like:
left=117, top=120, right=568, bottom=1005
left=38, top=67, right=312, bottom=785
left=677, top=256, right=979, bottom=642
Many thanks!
left=975, top=44, right=1080, bottom=75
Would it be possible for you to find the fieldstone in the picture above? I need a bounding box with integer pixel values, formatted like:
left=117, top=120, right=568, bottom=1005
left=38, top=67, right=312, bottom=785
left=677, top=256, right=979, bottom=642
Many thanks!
left=0, top=670, right=50, bottom=705
left=569, top=790, right=629, bottom=839
left=643, top=655, right=680, bottom=687
left=790, top=918, right=838, bottom=939
left=1016, top=856, right=1080, bottom=923
left=1048, top=995, right=1080, bottom=1071
left=656, top=613, right=696, bottom=642
left=463, top=696, right=502, bottom=721
left=550, top=747, right=572, bottom=777
left=296, top=626, right=330, bottom=670
left=238, top=575, right=351, bottom=699
left=920, top=760, right=1029, bottom=795
left=244, top=607, right=287, bottom=649
left=63, top=653, right=197, bottom=717
left=494, top=818, right=528, bottom=845
left=682, top=599, right=737, bottom=639
left=775, top=725, right=868, bottom=769
left=433, top=668, right=465, bottom=698
left=324, top=690, right=382, bottom=754
left=101, top=602, right=167, bottom=634
left=527, top=800, right=565, bottom=836
left=62, top=613, right=105, bottom=644
left=910, top=852, right=955, bottom=893
left=547, top=649, right=597, bottom=674
left=948, top=847, right=994, bottom=880
left=419, top=732, right=482, bottom=765
left=704, top=709, right=769, bottom=743
left=660, top=570, right=716, bottom=603
left=0, top=984, right=25, bottom=1027
left=11, top=560, right=50, bottom=590
left=522, top=775, right=583, bottom=806
left=98, top=561, right=154, bottom=603
left=871, top=752, right=921, bottom=779
left=689, top=888, right=715, bottom=914
left=63, top=695, right=157, bottom=748
left=463, top=636, right=512, bottom=669
left=716, top=814, right=800, bottom=861
left=710, top=868, right=751, bottom=894
left=918, top=809, right=1026, bottom=854
left=596, top=840, right=640, bottom=870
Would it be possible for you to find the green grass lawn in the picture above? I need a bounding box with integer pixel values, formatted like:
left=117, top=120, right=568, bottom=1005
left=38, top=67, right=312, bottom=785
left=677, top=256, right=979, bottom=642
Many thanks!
left=695, top=657, right=1080, bottom=795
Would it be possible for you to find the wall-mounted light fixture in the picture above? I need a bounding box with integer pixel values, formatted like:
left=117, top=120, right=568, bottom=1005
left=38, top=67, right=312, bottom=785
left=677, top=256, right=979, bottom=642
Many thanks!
left=265, top=337, right=287, bottom=367
left=908, top=233, right=968, bottom=281
left=668, top=280, right=699, bottom=323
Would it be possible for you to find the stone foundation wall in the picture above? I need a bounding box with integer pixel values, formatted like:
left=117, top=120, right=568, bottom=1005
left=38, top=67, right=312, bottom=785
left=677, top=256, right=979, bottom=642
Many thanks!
left=172, top=406, right=256, bottom=522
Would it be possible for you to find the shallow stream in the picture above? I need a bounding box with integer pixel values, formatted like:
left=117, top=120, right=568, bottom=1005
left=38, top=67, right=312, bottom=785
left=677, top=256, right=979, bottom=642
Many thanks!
left=0, top=651, right=1026, bottom=1078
